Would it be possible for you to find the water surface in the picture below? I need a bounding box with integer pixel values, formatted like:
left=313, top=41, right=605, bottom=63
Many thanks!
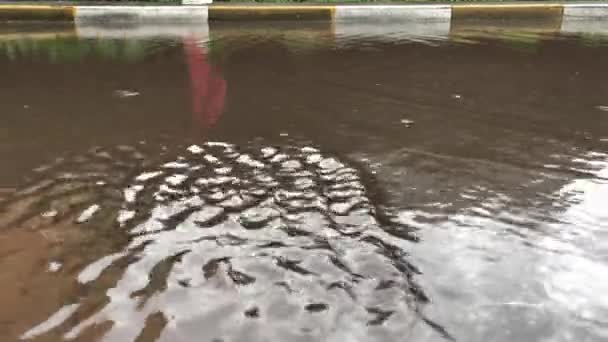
left=1, top=20, right=608, bottom=342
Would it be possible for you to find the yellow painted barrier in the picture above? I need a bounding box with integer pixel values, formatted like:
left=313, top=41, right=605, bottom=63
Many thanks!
left=0, top=5, right=75, bottom=21
left=451, top=4, right=564, bottom=32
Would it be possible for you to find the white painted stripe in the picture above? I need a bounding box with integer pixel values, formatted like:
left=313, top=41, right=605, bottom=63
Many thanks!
left=563, top=3, right=608, bottom=9
left=334, top=5, right=451, bottom=22
left=75, top=6, right=208, bottom=23
left=563, top=3, right=608, bottom=19
left=562, top=4, right=608, bottom=35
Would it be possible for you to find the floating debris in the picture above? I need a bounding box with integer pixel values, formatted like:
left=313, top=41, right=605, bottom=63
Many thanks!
left=400, top=119, right=414, bottom=127
left=114, top=90, right=140, bottom=98
left=596, top=105, right=608, bottom=112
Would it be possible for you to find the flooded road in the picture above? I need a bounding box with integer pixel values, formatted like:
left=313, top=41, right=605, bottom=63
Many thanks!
left=1, top=20, right=608, bottom=342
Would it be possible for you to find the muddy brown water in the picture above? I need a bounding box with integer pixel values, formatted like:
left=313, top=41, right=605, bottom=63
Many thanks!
left=1, top=21, right=608, bottom=342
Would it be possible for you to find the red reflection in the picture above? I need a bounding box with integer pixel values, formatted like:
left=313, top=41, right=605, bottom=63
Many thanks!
left=184, top=37, right=226, bottom=129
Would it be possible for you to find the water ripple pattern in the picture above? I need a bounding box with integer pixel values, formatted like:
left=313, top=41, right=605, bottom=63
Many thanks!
left=6, top=141, right=435, bottom=342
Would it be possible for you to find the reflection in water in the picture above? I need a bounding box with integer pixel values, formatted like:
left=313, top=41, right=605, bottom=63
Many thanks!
left=184, top=37, right=226, bottom=129
left=0, top=35, right=171, bottom=63
left=385, top=149, right=608, bottom=342
left=4, top=142, right=443, bottom=342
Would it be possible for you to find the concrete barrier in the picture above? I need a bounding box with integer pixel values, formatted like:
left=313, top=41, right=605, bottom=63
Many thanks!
left=334, top=5, right=451, bottom=22
left=1, top=3, right=608, bottom=39
left=208, top=5, right=334, bottom=21
left=0, top=5, right=74, bottom=21
left=563, top=3, right=608, bottom=20
left=75, top=6, right=207, bottom=24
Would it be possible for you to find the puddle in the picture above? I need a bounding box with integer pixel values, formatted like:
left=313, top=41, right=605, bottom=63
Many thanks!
left=1, top=21, right=608, bottom=342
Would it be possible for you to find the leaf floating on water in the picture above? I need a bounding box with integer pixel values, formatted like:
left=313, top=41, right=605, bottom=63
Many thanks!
left=76, top=204, right=100, bottom=223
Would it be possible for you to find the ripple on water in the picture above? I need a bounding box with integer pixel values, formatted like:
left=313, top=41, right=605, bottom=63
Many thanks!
left=3, top=141, right=438, bottom=342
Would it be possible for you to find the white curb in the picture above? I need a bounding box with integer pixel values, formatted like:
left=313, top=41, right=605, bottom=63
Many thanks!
left=75, top=6, right=208, bottom=23
left=334, top=5, right=452, bottom=22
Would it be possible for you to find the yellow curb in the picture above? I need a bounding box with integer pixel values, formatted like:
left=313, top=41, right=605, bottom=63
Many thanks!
left=452, top=4, right=564, bottom=20
left=209, top=5, right=335, bottom=21
left=451, top=4, right=564, bottom=32
left=0, top=5, right=75, bottom=21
